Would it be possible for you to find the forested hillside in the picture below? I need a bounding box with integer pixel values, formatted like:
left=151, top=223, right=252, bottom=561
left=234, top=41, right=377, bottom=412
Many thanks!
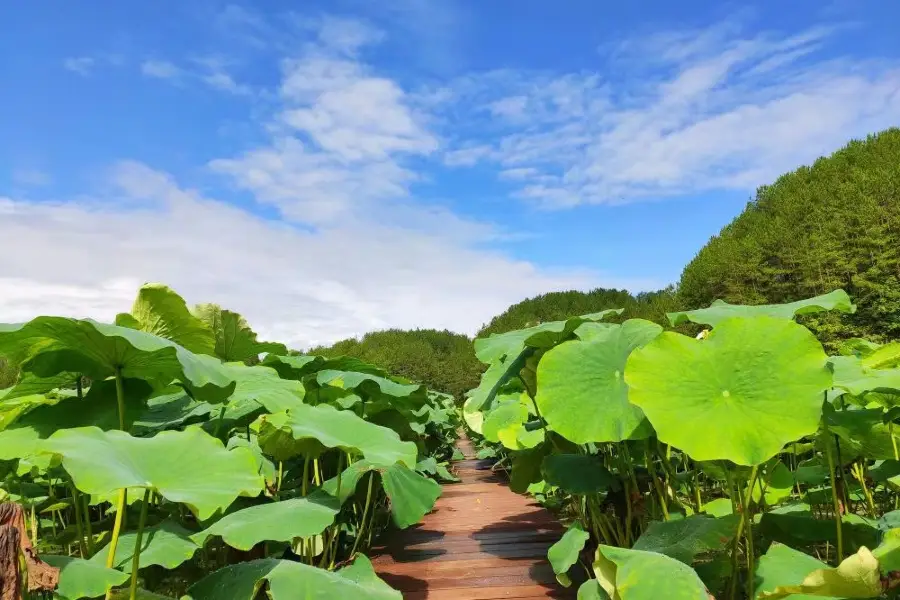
left=476, top=286, right=681, bottom=337
left=678, top=128, right=900, bottom=347
left=307, top=328, right=483, bottom=400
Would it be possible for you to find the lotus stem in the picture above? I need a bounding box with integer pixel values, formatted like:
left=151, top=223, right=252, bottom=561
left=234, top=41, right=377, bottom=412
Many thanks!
left=892, top=422, right=899, bottom=461
left=823, top=427, right=844, bottom=562
left=645, top=440, right=669, bottom=521
left=350, top=471, right=375, bottom=557
left=114, top=367, right=126, bottom=430
left=70, top=484, right=88, bottom=558
left=104, top=488, right=128, bottom=600
left=83, top=494, right=95, bottom=555
left=728, top=465, right=759, bottom=600
left=129, top=490, right=150, bottom=600
left=301, top=457, right=310, bottom=497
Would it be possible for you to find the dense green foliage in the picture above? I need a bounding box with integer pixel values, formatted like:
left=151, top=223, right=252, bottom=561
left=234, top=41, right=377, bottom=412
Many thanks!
left=465, top=289, right=900, bottom=599
left=477, top=287, right=681, bottom=338
left=308, top=329, right=481, bottom=401
left=0, top=283, right=459, bottom=599
left=679, top=128, right=900, bottom=348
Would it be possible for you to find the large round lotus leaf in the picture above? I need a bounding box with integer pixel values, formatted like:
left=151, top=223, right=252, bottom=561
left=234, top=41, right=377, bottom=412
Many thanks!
left=381, top=462, right=442, bottom=528
left=42, top=555, right=129, bottom=600
left=474, top=309, right=623, bottom=365
left=316, top=370, right=425, bottom=400
left=830, top=355, right=900, bottom=396
left=220, top=363, right=305, bottom=414
left=116, top=283, right=217, bottom=356
left=666, top=289, right=854, bottom=327
left=0, top=317, right=236, bottom=403
left=631, top=515, right=740, bottom=564
left=0, top=371, right=79, bottom=401
left=625, top=316, right=831, bottom=465
left=541, top=454, right=618, bottom=495
left=482, top=395, right=529, bottom=444
left=132, top=390, right=214, bottom=435
left=191, top=304, right=286, bottom=362
left=262, top=354, right=325, bottom=379
left=594, top=545, right=710, bottom=600
left=755, top=543, right=840, bottom=600
left=43, top=425, right=264, bottom=520
left=91, top=519, right=199, bottom=572
left=192, top=492, right=340, bottom=550
left=537, top=319, right=661, bottom=444
left=256, top=404, right=417, bottom=468
left=756, top=543, right=880, bottom=599
left=184, top=556, right=400, bottom=600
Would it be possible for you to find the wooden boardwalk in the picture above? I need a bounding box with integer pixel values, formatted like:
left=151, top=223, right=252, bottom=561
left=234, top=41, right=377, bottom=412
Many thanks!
left=372, top=435, right=575, bottom=599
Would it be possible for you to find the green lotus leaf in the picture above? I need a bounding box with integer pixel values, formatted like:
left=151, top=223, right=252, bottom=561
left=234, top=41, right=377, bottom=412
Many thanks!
left=227, top=435, right=277, bottom=485
left=474, top=309, right=623, bottom=365
left=701, top=498, right=733, bottom=517
left=759, top=504, right=879, bottom=551
left=256, top=404, right=417, bottom=467
left=541, top=454, right=619, bottom=495
left=756, top=544, right=880, bottom=599
left=863, top=342, right=900, bottom=369
left=0, top=317, right=236, bottom=403
left=482, top=394, right=531, bottom=446
left=537, top=319, right=661, bottom=444
left=510, top=445, right=547, bottom=494
left=0, top=377, right=152, bottom=462
left=91, top=519, right=199, bottom=572
left=109, top=590, right=174, bottom=600
left=548, top=525, right=589, bottom=587
left=192, top=492, right=340, bottom=550
left=116, top=283, right=216, bottom=356
left=576, top=580, right=609, bottom=600
left=43, top=425, right=264, bottom=519
left=625, top=316, right=831, bottom=465
left=873, top=528, right=900, bottom=572
left=631, top=515, right=740, bottom=564
left=594, top=545, right=710, bottom=600
left=320, top=459, right=440, bottom=528
left=380, top=461, right=442, bottom=528
left=0, top=371, right=79, bottom=401
left=183, top=556, right=400, bottom=600
left=667, top=289, right=855, bottom=327
left=192, top=304, right=286, bottom=362
left=132, top=390, right=214, bottom=435
left=221, top=363, right=305, bottom=414
left=262, top=354, right=326, bottom=379
left=830, top=355, right=900, bottom=396
left=822, top=406, right=899, bottom=460
left=42, top=555, right=130, bottom=600
left=316, top=369, right=425, bottom=400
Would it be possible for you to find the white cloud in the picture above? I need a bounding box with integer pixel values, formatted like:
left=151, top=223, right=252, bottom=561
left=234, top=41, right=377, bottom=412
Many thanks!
left=0, top=163, right=622, bottom=348
left=63, top=57, right=95, bottom=76
left=210, top=29, right=438, bottom=225
left=141, top=60, right=182, bottom=79
left=440, top=21, right=900, bottom=207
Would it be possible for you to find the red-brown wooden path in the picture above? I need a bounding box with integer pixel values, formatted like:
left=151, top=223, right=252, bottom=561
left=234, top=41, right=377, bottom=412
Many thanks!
left=372, top=435, right=575, bottom=599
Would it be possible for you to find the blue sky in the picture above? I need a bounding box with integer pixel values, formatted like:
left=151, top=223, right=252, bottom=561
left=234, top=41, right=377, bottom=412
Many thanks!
left=1, top=1, right=899, bottom=346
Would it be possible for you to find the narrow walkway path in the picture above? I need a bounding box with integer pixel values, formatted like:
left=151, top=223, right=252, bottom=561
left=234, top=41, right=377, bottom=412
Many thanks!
left=373, top=435, right=574, bottom=599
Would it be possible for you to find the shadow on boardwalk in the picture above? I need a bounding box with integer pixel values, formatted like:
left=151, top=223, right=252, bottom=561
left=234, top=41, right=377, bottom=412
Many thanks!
left=372, top=435, right=575, bottom=599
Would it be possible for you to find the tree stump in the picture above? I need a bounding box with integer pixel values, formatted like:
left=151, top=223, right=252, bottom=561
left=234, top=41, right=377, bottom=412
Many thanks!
left=0, top=502, right=59, bottom=598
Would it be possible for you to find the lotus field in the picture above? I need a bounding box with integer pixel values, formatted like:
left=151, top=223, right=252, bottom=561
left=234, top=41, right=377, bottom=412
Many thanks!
left=0, top=284, right=460, bottom=599
left=464, top=290, right=900, bottom=599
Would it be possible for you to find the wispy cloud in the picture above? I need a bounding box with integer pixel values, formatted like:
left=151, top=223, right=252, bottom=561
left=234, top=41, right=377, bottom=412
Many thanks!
left=63, top=56, right=95, bottom=76
left=210, top=20, right=438, bottom=224
left=141, top=60, right=182, bottom=80
left=440, top=20, right=900, bottom=207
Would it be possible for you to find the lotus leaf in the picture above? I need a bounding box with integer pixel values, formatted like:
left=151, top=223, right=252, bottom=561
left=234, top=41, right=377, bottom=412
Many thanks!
left=474, top=309, right=623, bottom=365
left=0, top=371, right=79, bottom=401
left=756, top=544, right=880, bottom=599
left=548, top=524, right=589, bottom=587
left=220, top=363, right=305, bottom=414
left=92, top=519, right=200, bottom=572
left=625, top=316, right=831, bottom=465
left=666, top=289, right=854, bottom=327
left=43, top=426, right=264, bottom=519
left=42, top=555, right=130, bottom=600
left=541, top=454, right=618, bottom=495
left=0, top=317, right=236, bottom=403
left=256, top=404, right=417, bottom=467
left=116, top=283, right=217, bottom=356
left=183, top=556, right=400, bottom=600
left=192, top=492, right=340, bottom=550
left=631, top=514, right=740, bottom=564
left=830, top=355, right=900, bottom=396
left=537, top=319, right=661, bottom=443
left=380, top=461, right=442, bottom=528
left=577, top=580, right=609, bottom=600
left=594, top=545, right=711, bottom=599
left=192, top=304, right=286, bottom=362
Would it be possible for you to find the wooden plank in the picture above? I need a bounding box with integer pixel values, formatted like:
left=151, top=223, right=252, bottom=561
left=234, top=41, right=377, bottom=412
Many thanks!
left=373, top=434, right=574, bottom=599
